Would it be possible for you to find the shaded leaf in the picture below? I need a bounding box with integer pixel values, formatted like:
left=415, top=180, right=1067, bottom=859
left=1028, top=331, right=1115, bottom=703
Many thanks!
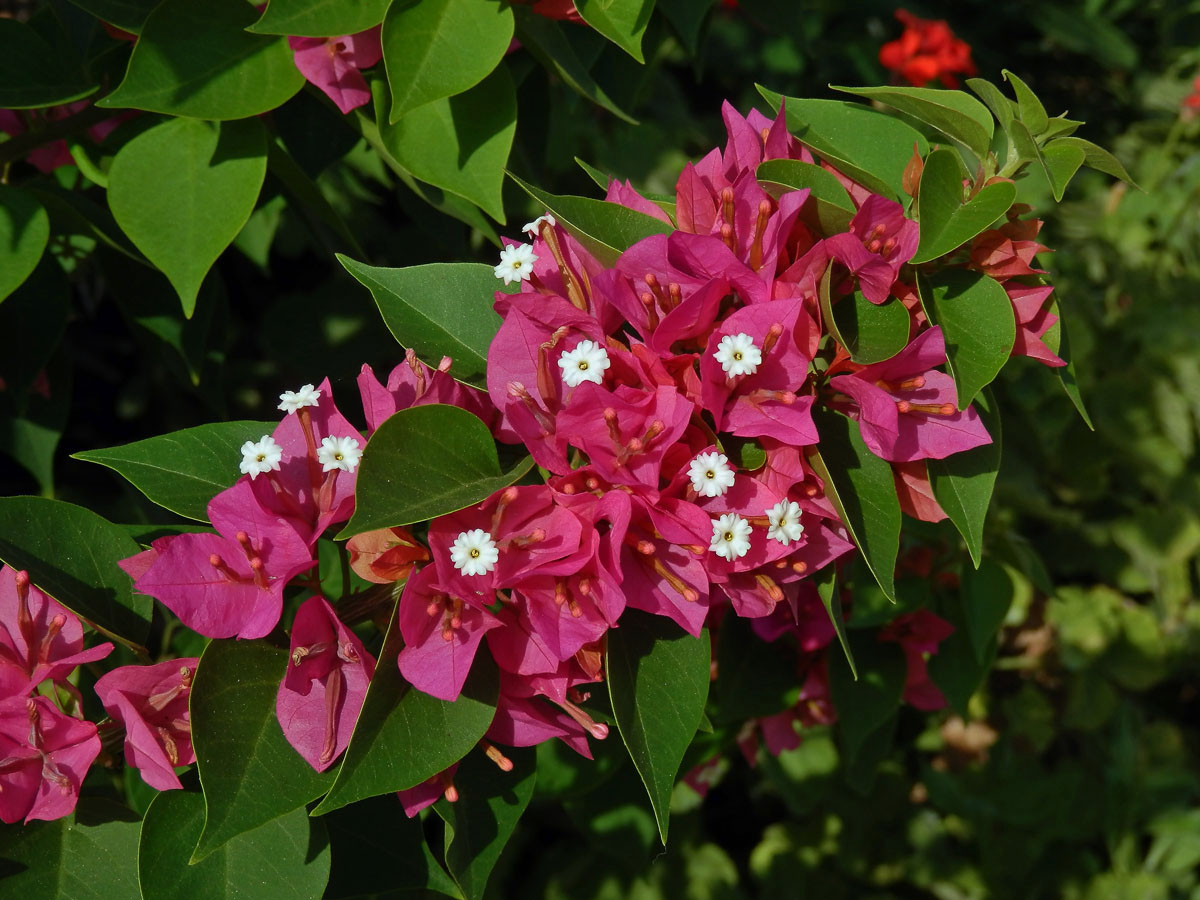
left=913, top=148, right=1016, bottom=264
left=827, top=631, right=905, bottom=770
left=0, top=19, right=95, bottom=109
left=756, top=158, right=854, bottom=234
left=712, top=614, right=799, bottom=724
left=927, top=388, right=1000, bottom=567
left=0, top=257, right=69, bottom=411
left=832, top=85, right=994, bottom=161
left=65, top=0, right=159, bottom=33
left=822, top=289, right=911, bottom=365
left=814, top=563, right=855, bottom=678
left=1041, top=304, right=1093, bottom=429
left=248, top=0, right=390, bottom=36
left=0, top=186, right=50, bottom=305
left=575, top=0, right=656, bottom=63
left=961, top=560, right=1014, bottom=662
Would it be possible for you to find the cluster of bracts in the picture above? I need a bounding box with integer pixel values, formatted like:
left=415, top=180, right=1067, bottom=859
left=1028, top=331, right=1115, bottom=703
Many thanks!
left=1, top=102, right=1061, bottom=822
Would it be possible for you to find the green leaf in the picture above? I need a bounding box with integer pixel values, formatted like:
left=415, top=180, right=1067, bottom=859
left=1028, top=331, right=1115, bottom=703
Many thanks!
left=247, top=0, right=390, bottom=36
left=314, top=619, right=499, bottom=815
left=339, top=257, right=504, bottom=386
left=0, top=257, right=68, bottom=413
left=607, top=609, right=710, bottom=844
left=917, top=269, right=1015, bottom=409
left=189, top=639, right=337, bottom=859
left=1040, top=139, right=1086, bottom=202
left=824, top=290, right=911, bottom=365
left=965, top=77, right=1014, bottom=130
left=712, top=614, right=799, bottom=724
left=0, top=19, right=95, bottom=109
left=507, top=173, right=673, bottom=267
left=138, top=792, right=330, bottom=900
left=515, top=10, right=637, bottom=124
left=379, top=65, right=516, bottom=222
left=99, top=0, right=304, bottom=120
left=0, top=186, right=49, bottom=305
left=0, top=799, right=141, bottom=899
left=758, top=87, right=928, bottom=201
left=72, top=421, right=277, bottom=523
left=382, top=0, right=513, bottom=123
left=337, top=405, right=533, bottom=539
left=927, top=388, right=1000, bottom=567
left=324, top=796, right=461, bottom=900
left=926, top=596, right=994, bottom=716
left=1050, top=136, right=1135, bottom=186
left=66, top=0, right=159, bottom=33
left=107, top=118, right=267, bottom=317
left=831, top=85, right=994, bottom=162
left=1001, top=69, right=1048, bottom=136
left=656, top=0, right=710, bottom=53
left=814, top=563, right=856, bottom=678
left=436, top=747, right=536, bottom=900
left=575, top=0, right=656, bottom=63
left=912, top=148, right=1016, bottom=264
left=0, top=496, right=150, bottom=648
left=1007, top=118, right=1043, bottom=171
left=1042, top=305, right=1093, bottom=429
left=266, top=140, right=364, bottom=257
left=809, top=409, right=901, bottom=602
left=755, top=158, right=854, bottom=234
left=827, top=631, right=905, bottom=769
left=961, top=560, right=1014, bottom=662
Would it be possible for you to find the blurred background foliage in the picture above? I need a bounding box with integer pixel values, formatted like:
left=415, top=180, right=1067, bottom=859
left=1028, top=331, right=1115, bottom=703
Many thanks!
left=2, top=0, right=1199, bottom=898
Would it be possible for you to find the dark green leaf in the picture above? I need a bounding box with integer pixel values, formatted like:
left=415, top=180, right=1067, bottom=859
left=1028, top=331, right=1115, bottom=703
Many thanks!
left=138, top=792, right=330, bottom=900
left=0, top=186, right=49, bottom=305
left=825, top=291, right=911, bottom=365
left=72, top=421, right=277, bottom=523
left=100, top=0, right=304, bottom=120
left=712, top=614, right=799, bottom=724
left=0, top=257, right=69, bottom=411
left=324, top=795, right=461, bottom=900
left=607, top=609, right=710, bottom=843
left=266, top=140, right=363, bottom=257
left=842, top=714, right=896, bottom=795
left=248, top=0, right=390, bottom=36
left=576, top=157, right=612, bottom=191
left=1040, top=140, right=1085, bottom=202
left=927, top=388, right=1000, bottom=567
left=379, top=65, right=516, bottom=222
left=961, top=560, right=1014, bottom=662
left=809, top=409, right=901, bottom=602
left=1041, top=304, right=1093, bottom=429
left=507, top=173, right=673, bottom=267
left=28, top=186, right=145, bottom=264
left=827, top=631, right=905, bottom=769
left=926, top=595, right=994, bottom=716
left=1051, top=136, right=1135, bottom=186
left=0, top=496, right=150, bottom=648
left=314, top=620, right=498, bottom=815
left=575, top=0, right=655, bottom=63
left=107, top=117, right=267, bottom=317
left=66, top=0, right=159, bottom=33
left=339, top=257, right=505, bottom=386
left=912, top=148, right=1016, bottom=264
left=656, top=0, right=710, bottom=53
left=758, top=87, right=929, bottom=201
left=516, top=11, right=637, bottom=124
left=832, top=85, right=994, bottom=161
left=814, top=563, right=855, bottom=678
left=190, top=639, right=336, bottom=860
left=337, top=405, right=533, bottom=539
left=0, top=19, right=95, bottom=108
left=917, top=269, right=1015, bottom=409
left=1001, top=69, right=1048, bottom=136
left=0, top=799, right=141, bottom=899
left=435, top=747, right=536, bottom=900
left=755, top=158, right=854, bottom=234
left=382, top=0, right=513, bottom=123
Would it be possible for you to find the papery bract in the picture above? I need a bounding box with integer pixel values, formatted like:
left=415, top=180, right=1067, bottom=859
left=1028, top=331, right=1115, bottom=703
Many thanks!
left=289, top=28, right=383, bottom=115
left=0, top=696, right=99, bottom=824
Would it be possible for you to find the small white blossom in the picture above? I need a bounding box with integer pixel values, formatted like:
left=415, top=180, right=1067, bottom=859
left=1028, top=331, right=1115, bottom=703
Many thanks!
left=278, top=383, right=322, bottom=414
left=558, top=339, right=610, bottom=387
left=688, top=452, right=736, bottom=498
left=494, top=243, right=538, bottom=285
left=766, top=500, right=805, bottom=545
left=714, top=332, right=762, bottom=377
left=450, top=529, right=499, bottom=577
left=317, top=435, right=362, bottom=473
left=522, top=212, right=556, bottom=237
left=239, top=435, right=283, bottom=480
left=709, top=513, right=752, bottom=562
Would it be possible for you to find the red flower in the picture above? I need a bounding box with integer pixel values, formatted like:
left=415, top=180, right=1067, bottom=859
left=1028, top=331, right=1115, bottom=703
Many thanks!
left=879, top=10, right=977, bottom=88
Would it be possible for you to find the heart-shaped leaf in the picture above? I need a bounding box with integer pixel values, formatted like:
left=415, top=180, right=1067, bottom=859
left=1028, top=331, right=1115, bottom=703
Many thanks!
left=382, top=0, right=513, bottom=123
left=1051, top=136, right=1135, bottom=185
left=0, top=186, right=49, bottom=305
left=247, top=0, right=390, bottom=36
left=107, top=117, right=267, bottom=317
left=913, top=148, right=1017, bottom=263
left=832, top=85, right=994, bottom=161
left=73, top=421, right=278, bottom=523
left=575, top=0, right=655, bottom=63
left=1041, top=140, right=1086, bottom=202
left=607, top=609, right=709, bottom=844
left=917, top=269, right=1015, bottom=409
left=927, top=388, right=1001, bottom=567
left=0, top=19, right=95, bottom=108
left=821, top=289, right=911, bottom=365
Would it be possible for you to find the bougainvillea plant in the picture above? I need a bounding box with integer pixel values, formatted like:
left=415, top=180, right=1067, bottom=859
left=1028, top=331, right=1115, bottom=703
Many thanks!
left=0, top=52, right=1134, bottom=892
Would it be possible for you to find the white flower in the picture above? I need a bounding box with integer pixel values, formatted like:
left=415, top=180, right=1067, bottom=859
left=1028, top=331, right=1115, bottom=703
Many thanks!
left=714, top=332, right=762, bottom=377
left=239, top=435, right=282, bottom=480
left=558, top=339, right=610, bottom=387
left=450, top=529, right=499, bottom=576
left=688, top=451, right=736, bottom=498
left=317, top=436, right=362, bottom=473
left=494, top=243, right=538, bottom=284
left=278, top=383, right=322, bottom=414
left=709, top=513, right=752, bottom=562
left=766, top=500, right=805, bottom=545
left=522, top=212, right=556, bottom=237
